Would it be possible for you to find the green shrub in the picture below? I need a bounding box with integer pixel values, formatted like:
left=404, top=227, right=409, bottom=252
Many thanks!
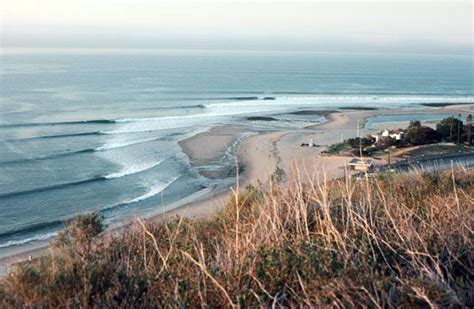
left=325, top=142, right=348, bottom=154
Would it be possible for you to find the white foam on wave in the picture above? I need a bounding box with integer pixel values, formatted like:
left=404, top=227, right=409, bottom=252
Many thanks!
left=103, top=98, right=289, bottom=135
left=114, top=117, right=171, bottom=123
left=104, top=114, right=226, bottom=134
left=0, top=231, right=58, bottom=248
left=102, top=94, right=474, bottom=135
left=95, top=136, right=158, bottom=151
left=205, top=95, right=474, bottom=109
left=123, top=176, right=180, bottom=205
left=104, top=160, right=164, bottom=179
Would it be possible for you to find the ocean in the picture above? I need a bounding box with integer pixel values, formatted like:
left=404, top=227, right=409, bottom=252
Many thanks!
left=0, top=50, right=473, bottom=255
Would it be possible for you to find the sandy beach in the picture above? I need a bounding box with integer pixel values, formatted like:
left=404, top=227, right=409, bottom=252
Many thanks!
left=2, top=103, right=473, bottom=275
left=178, top=125, right=252, bottom=179
left=160, top=103, right=474, bottom=218
left=165, top=110, right=372, bottom=220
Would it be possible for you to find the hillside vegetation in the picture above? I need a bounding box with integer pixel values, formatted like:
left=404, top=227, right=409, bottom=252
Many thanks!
left=1, top=169, right=473, bottom=307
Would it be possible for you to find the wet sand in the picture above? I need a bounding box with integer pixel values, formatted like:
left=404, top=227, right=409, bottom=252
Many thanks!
left=178, top=125, right=251, bottom=179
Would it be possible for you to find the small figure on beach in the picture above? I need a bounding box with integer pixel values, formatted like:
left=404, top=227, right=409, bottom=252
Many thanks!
left=301, top=139, right=318, bottom=147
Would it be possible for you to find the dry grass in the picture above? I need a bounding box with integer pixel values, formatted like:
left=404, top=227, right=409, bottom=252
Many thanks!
left=1, top=168, right=473, bottom=307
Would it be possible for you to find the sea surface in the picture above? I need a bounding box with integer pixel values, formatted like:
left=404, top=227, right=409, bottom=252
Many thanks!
left=0, top=50, right=473, bottom=254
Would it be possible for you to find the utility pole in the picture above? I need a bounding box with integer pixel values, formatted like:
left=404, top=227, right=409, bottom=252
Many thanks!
left=387, top=148, right=391, bottom=167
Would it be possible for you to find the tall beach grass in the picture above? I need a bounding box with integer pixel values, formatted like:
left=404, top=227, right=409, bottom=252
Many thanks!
left=1, top=168, right=473, bottom=307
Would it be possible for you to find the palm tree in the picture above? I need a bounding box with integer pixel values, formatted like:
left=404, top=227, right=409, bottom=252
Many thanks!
left=457, top=114, right=462, bottom=144
left=466, top=114, right=472, bottom=146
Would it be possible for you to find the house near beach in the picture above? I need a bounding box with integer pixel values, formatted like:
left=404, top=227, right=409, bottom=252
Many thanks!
left=348, top=158, right=375, bottom=172
left=371, top=129, right=406, bottom=143
left=382, top=129, right=405, bottom=140
left=371, top=133, right=381, bottom=143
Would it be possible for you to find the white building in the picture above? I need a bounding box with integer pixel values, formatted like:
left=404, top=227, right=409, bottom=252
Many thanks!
left=381, top=129, right=405, bottom=141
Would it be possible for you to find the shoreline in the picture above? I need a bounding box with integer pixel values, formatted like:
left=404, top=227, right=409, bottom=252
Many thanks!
left=155, top=103, right=474, bottom=218
left=2, top=103, right=473, bottom=275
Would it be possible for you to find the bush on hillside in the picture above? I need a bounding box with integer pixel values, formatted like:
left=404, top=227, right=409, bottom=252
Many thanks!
left=346, top=136, right=375, bottom=148
left=324, top=142, right=348, bottom=154
left=1, top=169, right=473, bottom=307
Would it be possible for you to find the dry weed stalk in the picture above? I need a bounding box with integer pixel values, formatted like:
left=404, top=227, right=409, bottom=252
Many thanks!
left=1, top=167, right=473, bottom=307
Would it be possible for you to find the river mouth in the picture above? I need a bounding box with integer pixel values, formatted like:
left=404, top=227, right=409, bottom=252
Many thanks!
left=1, top=51, right=472, bottom=257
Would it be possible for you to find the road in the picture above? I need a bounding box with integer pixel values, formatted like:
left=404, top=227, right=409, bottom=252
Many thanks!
left=380, top=152, right=474, bottom=173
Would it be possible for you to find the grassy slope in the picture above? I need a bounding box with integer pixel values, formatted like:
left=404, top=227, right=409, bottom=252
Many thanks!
left=1, top=169, right=473, bottom=307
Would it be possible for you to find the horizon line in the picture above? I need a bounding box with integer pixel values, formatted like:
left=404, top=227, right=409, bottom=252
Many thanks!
left=1, top=47, right=472, bottom=57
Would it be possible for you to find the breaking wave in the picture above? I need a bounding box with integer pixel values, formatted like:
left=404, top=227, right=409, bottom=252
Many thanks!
left=0, top=119, right=115, bottom=128
left=0, top=137, right=162, bottom=165
left=0, top=231, right=59, bottom=248
left=94, top=136, right=160, bottom=151
left=1, top=159, right=165, bottom=197
left=104, top=160, right=164, bottom=179
left=123, top=176, right=180, bottom=205
left=1, top=131, right=103, bottom=143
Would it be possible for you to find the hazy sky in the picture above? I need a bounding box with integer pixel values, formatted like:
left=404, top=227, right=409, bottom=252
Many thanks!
left=1, top=0, right=472, bottom=54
